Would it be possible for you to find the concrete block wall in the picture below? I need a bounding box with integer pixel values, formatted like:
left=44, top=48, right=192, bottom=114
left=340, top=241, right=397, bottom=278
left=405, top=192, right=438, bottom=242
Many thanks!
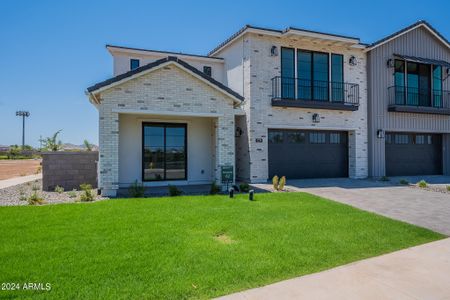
left=42, top=152, right=98, bottom=191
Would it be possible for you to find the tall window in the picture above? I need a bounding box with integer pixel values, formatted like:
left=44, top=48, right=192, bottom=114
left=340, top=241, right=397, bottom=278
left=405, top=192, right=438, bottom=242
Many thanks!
left=297, top=50, right=329, bottom=101
left=394, top=60, right=405, bottom=104
left=331, top=54, right=344, bottom=102
left=130, top=59, right=140, bottom=70
left=433, top=65, right=443, bottom=107
left=281, top=47, right=295, bottom=98
left=143, top=123, right=186, bottom=181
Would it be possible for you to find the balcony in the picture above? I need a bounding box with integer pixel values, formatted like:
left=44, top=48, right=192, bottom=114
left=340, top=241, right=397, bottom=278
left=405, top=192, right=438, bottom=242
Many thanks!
left=271, top=76, right=360, bottom=111
left=388, top=86, right=450, bottom=115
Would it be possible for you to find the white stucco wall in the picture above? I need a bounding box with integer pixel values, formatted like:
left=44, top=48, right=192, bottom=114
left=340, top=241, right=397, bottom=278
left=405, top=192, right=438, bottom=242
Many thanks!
left=118, top=114, right=214, bottom=186
left=112, top=51, right=225, bottom=83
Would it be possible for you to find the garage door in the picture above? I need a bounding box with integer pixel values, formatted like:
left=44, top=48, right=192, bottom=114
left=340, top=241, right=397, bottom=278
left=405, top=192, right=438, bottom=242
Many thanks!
left=385, top=132, right=442, bottom=176
left=268, top=129, right=348, bottom=179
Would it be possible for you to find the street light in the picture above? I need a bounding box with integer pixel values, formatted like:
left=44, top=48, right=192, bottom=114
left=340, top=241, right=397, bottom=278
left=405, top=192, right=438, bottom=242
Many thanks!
left=16, top=111, right=30, bottom=149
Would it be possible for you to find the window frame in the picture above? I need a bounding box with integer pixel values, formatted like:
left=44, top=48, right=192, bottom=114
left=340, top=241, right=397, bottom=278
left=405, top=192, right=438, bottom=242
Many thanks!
left=142, top=122, right=187, bottom=182
left=203, top=66, right=212, bottom=77
left=130, top=58, right=140, bottom=71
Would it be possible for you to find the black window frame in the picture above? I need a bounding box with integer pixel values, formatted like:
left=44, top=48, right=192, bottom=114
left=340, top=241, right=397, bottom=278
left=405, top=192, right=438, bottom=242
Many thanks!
left=203, top=66, right=212, bottom=76
left=130, top=59, right=140, bottom=71
left=142, top=122, right=187, bottom=182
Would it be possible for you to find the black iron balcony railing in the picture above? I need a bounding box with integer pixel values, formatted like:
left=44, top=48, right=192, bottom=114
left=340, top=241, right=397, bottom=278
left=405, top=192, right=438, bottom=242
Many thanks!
left=271, top=77, right=360, bottom=110
left=388, top=86, right=450, bottom=109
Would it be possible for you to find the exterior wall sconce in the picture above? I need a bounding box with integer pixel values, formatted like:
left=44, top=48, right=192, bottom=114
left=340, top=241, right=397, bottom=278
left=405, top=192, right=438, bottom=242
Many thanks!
left=349, top=56, right=357, bottom=66
left=377, top=129, right=385, bottom=139
left=312, top=113, right=320, bottom=123
left=387, top=59, right=394, bottom=68
left=235, top=127, right=243, bottom=137
left=270, top=46, right=278, bottom=56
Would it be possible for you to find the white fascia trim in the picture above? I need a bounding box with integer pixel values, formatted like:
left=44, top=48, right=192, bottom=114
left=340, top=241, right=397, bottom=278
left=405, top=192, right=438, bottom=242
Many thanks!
left=365, top=23, right=450, bottom=52
left=93, top=60, right=242, bottom=104
left=107, top=46, right=224, bottom=64
left=285, top=29, right=360, bottom=45
left=112, top=109, right=223, bottom=118
left=266, top=124, right=360, bottom=131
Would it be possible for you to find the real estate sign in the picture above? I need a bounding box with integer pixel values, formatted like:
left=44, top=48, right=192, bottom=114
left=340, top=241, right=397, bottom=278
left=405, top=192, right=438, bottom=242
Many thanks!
left=221, top=166, right=233, bottom=183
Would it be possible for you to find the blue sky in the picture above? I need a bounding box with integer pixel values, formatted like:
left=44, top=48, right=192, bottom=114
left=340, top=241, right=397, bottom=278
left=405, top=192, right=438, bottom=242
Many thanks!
left=0, top=0, right=449, bottom=147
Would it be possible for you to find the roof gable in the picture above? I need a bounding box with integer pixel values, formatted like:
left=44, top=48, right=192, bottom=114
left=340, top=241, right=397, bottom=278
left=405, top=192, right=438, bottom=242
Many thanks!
left=366, top=21, right=450, bottom=51
left=86, top=56, right=243, bottom=103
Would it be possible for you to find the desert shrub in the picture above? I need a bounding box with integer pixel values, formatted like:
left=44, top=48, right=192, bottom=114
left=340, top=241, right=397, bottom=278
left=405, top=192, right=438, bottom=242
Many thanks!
left=79, top=183, right=94, bottom=202
left=32, top=184, right=39, bottom=191
left=68, top=190, right=77, bottom=198
left=239, top=183, right=250, bottom=193
left=129, top=180, right=145, bottom=198
left=210, top=182, right=221, bottom=195
left=35, top=165, right=42, bottom=174
left=54, top=185, right=64, bottom=194
left=28, top=191, right=45, bottom=205
left=399, top=179, right=409, bottom=185
left=446, top=186, right=450, bottom=192
left=418, top=180, right=427, bottom=188
left=272, top=175, right=279, bottom=191
left=380, top=176, right=390, bottom=181
left=83, top=139, right=93, bottom=151
left=278, top=176, right=286, bottom=191
left=168, top=185, right=182, bottom=197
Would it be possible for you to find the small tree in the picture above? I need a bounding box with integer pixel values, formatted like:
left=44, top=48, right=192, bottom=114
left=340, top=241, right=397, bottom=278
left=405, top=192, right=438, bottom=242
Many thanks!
left=83, top=139, right=93, bottom=151
left=40, top=130, right=62, bottom=151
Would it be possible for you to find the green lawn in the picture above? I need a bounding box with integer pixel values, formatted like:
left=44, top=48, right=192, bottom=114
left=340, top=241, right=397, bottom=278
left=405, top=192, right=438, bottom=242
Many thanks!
left=0, top=193, right=443, bottom=299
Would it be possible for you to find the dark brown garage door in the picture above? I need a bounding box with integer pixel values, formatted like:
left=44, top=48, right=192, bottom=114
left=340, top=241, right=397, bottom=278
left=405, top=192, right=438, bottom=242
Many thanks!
left=385, top=132, right=442, bottom=176
left=268, top=129, right=348, bottom=179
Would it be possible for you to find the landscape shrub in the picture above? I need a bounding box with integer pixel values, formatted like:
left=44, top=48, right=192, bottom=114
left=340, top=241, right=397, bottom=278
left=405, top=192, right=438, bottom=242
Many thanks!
left=380, top=176, right=390, bottom=181
left=54, top=185, right=64, bottom=194
left=447, top=186, right=450, bottom=192
left=28, top=191, right=45, bottom=205
left=239, top=183, right=250, bottom=193
left=278, top=176, right=286, bottom=191
left=129, top=180, right=145, bottom=198
left=79, top=183, right=94, bottom=202
left=68, top=190, right=77, bottom=198
left=168, top=185, right=182, bottom=197
left=272, top=175, right=279, bottom=191
left=399, top=179, right=409, bottom=185
left=418, top=180, right=427, bottom=188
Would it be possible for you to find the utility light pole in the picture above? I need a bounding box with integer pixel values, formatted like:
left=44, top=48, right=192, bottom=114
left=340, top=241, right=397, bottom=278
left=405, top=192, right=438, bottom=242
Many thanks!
left=16, top=111, right=30, bottom=149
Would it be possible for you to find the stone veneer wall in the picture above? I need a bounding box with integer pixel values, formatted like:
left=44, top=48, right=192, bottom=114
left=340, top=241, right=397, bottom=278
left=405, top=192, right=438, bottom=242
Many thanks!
left=97, top=63, right=237, bottom=196
left=42, top=151, right=98, bottom=191
left=236, top=33, right=368, bottom=182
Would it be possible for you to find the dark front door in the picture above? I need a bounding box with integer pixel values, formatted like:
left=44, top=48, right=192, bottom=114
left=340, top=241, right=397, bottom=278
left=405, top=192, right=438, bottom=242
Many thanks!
left=385, top=133, right=442, bottom=176
left=268, top=129, right=348, bottom=179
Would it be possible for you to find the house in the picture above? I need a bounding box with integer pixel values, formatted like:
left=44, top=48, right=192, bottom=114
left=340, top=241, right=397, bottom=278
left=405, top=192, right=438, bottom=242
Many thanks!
left=366, top=21, right=450, bottom=177
left=87, top=21, right=450, bottom=196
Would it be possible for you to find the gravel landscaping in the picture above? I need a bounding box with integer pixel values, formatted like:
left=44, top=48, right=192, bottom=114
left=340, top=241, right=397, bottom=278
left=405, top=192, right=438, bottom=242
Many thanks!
left=0, top=179, right=105, bottom=206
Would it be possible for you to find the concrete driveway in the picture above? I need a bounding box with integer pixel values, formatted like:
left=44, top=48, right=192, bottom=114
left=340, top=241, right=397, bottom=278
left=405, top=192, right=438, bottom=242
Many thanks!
left=285, top=176, right=450, bottom=235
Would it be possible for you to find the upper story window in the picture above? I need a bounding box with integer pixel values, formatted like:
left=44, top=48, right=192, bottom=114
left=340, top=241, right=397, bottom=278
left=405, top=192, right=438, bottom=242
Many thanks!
left=393, top=59, right=443, bottom=108
left=280, top=47, right=344, bottom=102
left=203, top=66, right=212, bottom=76
left=130, top=59, right=140, bottom=71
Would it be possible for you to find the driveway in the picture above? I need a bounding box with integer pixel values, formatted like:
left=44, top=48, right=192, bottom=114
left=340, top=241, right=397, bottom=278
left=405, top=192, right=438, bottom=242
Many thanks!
left=284, top=177, right=450, bottom=235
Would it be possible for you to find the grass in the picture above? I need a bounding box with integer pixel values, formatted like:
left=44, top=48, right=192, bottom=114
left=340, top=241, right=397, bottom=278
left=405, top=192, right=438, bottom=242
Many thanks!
left=0, top=193, right=444, bottom=299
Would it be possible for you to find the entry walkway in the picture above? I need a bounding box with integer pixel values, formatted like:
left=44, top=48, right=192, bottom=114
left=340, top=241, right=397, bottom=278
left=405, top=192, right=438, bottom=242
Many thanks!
left=218, top=238, right=450, bottom=300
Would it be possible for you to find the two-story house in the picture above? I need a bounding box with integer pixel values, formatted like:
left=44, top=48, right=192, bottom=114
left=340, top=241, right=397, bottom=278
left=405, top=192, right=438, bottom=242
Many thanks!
left=87, top=21, right=450, bottom=196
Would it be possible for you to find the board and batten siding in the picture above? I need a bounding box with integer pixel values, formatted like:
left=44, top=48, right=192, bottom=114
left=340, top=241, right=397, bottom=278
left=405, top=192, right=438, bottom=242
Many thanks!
left=368, top=26, right=450, bottom=177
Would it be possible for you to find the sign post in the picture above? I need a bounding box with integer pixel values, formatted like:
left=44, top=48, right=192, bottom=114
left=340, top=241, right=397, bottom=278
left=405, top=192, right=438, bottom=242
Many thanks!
left=221, top=166, right=234, bottom=192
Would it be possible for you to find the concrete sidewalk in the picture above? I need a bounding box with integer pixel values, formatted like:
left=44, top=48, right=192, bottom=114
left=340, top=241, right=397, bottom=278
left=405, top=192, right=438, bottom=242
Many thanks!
left=217, top=238, right=450, bottom=300
left=0, top=174, right=42, bottom=189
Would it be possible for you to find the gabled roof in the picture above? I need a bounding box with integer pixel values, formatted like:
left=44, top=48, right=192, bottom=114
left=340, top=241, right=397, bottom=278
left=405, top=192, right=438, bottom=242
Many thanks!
left=86, top=56, right=244, bottom=103
left=208, top=25, right=364, bottom=56
left=366, top=20, right=450, bottom=51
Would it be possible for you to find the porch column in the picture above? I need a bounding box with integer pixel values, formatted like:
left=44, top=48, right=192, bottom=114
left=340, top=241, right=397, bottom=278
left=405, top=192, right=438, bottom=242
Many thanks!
left=99, top=109, right=119, bottom=196
left=214, top=116, right=236, bottom=188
